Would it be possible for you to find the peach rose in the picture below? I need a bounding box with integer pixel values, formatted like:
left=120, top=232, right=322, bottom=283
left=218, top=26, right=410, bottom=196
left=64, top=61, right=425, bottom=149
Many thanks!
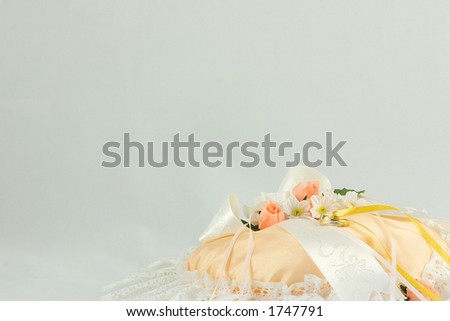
left=406, top=280, right=440, bottom=301
left=292, top=180, right=320, bottom=202
left=258, top=201, right=285, bottom=230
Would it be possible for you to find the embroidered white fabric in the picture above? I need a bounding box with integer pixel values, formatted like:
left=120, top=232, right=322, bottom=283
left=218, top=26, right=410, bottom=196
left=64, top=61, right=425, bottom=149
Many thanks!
left=101, top=222, right=450, bottom=301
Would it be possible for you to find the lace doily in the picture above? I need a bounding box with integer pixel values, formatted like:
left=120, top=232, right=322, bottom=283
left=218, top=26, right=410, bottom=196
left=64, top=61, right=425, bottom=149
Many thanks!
left=102, top=221, right=450, bottom=301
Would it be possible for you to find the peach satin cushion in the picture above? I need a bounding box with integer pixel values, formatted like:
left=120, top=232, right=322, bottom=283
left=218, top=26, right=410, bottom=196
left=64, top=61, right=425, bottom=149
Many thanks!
left=187, top=214, right=448, bottom=285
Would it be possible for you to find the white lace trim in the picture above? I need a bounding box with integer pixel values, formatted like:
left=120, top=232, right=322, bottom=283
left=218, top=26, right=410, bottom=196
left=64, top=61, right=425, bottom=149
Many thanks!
left=421, top=220, right=450, bottom=300
left=102, top=221, right=450, bottom=301
left=101, top=256, right=340, bottom=301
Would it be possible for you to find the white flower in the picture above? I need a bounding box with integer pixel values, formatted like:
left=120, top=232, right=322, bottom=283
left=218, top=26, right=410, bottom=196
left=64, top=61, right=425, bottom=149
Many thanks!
left=284, top=196, right=311, bottom=219
left=339, top=191, right=367, bottom=208
left=310, top=192, right=340, bottom=219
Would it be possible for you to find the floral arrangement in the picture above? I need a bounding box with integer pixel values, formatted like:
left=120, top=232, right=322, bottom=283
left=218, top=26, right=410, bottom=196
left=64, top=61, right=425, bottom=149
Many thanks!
left=237, top=175, right=444, bottom=301
left=241, top=179, right=366, bottom=231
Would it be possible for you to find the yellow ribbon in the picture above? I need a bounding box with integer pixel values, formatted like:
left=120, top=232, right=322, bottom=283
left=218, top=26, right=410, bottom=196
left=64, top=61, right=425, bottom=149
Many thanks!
left=334, top=205, right=399, bottom=217
left=397, top=265, right=442, bottom=301
left=405, top=214, right=450, bottom=266
left=324, top=204, right=449, bottom=301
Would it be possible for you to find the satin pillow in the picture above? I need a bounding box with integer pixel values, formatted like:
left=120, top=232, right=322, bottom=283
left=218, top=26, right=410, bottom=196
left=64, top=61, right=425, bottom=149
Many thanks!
left=188, top=214, right=447, bottom=285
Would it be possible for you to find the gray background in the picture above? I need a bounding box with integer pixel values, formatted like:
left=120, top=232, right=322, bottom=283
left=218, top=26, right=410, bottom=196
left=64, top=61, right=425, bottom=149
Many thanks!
left=1, top=0, right=450, bottom=300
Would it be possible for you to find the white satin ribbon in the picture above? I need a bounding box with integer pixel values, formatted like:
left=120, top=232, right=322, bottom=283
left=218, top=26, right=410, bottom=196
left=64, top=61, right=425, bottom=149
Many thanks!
left=278, top=166, right=332, bottom=194
left=329, top=221, right=426, bottom=301
left=199, top=194, right=241, bottom=242
left=278, top=218, right=392, bottom=300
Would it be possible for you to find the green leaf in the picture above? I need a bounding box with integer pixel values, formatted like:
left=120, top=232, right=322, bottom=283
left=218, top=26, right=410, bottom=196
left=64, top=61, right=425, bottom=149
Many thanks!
left=333, top=188, right=365, bottom=196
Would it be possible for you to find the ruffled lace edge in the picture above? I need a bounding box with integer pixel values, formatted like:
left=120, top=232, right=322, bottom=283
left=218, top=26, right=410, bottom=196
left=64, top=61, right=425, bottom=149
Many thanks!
left=101, top=221, right=450, bottom=301
left=101, top=255, right=341, bottom=301
left=420, top=220, right=450, bottom=299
